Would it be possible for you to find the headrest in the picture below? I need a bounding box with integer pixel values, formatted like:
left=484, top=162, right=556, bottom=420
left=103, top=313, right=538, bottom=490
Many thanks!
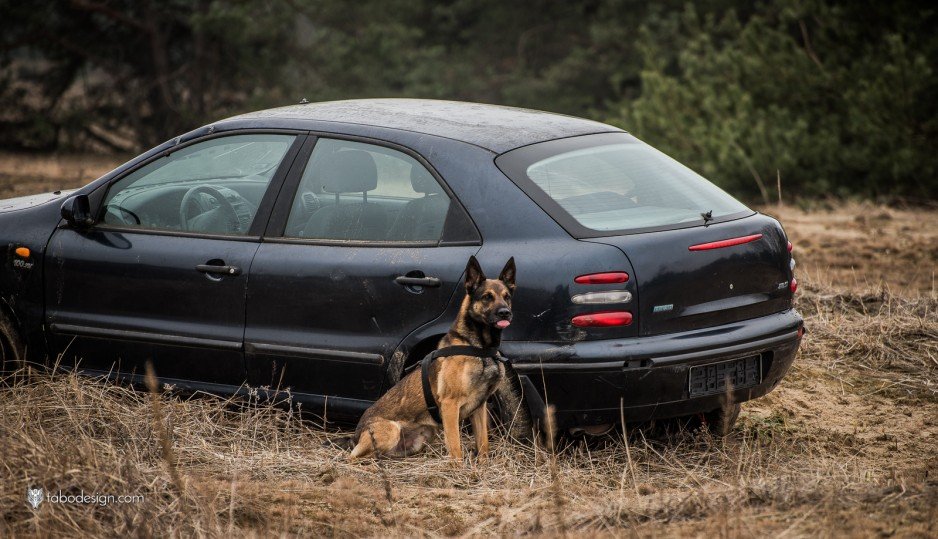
left=410, top=165, right=442, bottom=195
left=320, top=150, right=378, bottom=193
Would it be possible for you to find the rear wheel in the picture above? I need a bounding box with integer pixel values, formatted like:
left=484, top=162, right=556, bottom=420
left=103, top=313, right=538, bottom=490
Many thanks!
left=0, top=310, right=26, bottom=373
left=640, top=403, right=742, bottom=439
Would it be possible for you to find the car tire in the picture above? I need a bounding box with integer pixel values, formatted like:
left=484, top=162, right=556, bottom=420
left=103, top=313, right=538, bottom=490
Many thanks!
left=703, top=402, right=741, bottom=437
left=0, top=310, right=26, bottom=373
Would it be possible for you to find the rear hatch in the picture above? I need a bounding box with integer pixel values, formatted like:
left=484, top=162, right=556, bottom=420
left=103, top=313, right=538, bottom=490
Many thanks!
left=586, top=213, right=793, bottom=336
left=495, top=131, right=794, bottom=337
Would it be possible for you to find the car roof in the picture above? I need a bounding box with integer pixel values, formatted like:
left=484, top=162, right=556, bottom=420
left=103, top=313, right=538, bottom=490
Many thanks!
left=225, top=98, right=622, bottom=153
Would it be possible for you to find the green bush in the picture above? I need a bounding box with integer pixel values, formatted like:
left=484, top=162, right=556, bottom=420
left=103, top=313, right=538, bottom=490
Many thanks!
left=604, top=2, right=937, bottom=201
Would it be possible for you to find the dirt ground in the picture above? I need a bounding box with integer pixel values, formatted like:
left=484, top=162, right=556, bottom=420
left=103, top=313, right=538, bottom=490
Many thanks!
left=0, top=154, right=935, bottom=537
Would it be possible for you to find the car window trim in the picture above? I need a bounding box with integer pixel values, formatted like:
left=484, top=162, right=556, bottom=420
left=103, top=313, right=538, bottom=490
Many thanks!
left=248, top=133, right=310, bottom=236
left=64, top=223, right=265, bottom=242
left=263, top=131, right=482, bottom=246
left=91, top=128, right=307, bottom=240
left=263, top=237, right=444, bottom=248
left=263, top=134, right=318, bottom=238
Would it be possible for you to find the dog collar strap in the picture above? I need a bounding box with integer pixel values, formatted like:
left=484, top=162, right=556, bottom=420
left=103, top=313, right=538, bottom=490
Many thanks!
left=420, top=346, right=505, bottom=424
left=429, top=345, right=501, bottom=361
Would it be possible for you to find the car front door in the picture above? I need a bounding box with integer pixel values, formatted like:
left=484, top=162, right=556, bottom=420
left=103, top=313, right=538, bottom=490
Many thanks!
left=46, top=132, right=303, bottom=385
left=244, top=136, right=480, bottom=415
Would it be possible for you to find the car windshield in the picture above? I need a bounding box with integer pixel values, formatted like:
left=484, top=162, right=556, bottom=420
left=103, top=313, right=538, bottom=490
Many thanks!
left=516, top=136, right=749, bottom=232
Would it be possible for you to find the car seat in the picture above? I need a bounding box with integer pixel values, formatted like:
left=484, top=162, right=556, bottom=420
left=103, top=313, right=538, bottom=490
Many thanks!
left=386, top=165, right=450, bottom=241
left=302, top=149, right=388, bottom=241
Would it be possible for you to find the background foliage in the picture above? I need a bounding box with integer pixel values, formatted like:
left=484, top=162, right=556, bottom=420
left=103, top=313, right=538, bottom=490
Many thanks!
left=1, top=0, right=934, bottom=201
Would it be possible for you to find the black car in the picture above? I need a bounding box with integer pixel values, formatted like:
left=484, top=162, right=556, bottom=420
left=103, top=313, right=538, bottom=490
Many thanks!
left=0, top=99, right=802, bottom=434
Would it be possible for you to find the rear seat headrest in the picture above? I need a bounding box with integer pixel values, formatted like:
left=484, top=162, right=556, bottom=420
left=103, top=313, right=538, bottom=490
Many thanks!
left=410, top=165, right=442, bottom=195
left=320, top=150, right=378, bottom=193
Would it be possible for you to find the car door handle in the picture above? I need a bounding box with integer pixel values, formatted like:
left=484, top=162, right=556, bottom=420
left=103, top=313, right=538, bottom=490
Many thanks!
left=196, top=264, right=241, bottom=276
left=394, top=275, right=441, bottom=288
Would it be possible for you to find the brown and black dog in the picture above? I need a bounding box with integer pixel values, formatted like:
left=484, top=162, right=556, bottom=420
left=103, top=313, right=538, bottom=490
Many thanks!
left=348, top=256, right=516, bottom=461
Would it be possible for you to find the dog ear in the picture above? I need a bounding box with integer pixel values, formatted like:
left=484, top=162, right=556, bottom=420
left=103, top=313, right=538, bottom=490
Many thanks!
left=498, top=257, right=516, bottom=292
left=465, top=255, right=486, bottom=293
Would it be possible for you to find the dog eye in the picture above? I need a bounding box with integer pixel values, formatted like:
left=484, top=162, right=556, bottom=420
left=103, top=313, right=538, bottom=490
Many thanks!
left=503, top=293, right=511, bottom=300
left=483, top=292, right=494, bottom=301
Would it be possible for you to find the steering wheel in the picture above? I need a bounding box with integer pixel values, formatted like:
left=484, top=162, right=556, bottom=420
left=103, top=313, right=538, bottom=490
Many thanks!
left=104, top=204, right=141, bottom=225
left=179, top=185, right=240, bottom=232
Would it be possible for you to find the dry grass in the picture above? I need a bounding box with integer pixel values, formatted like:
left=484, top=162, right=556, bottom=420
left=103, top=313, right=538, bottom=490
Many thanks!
left=1, top=316, right=934, bottom=537
left=0, top=152, right=126, bottom=199
left=764, top=202, right=938, bottom=297
left=1, top=159, right=936, bottom=536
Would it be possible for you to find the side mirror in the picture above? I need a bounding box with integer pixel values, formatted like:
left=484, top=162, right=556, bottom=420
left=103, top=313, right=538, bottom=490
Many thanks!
left=61, top=194, right=94, bottom=228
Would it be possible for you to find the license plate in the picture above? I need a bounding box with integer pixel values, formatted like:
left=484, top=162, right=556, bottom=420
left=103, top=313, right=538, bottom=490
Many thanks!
left=689, top=355, right=762, bottom=397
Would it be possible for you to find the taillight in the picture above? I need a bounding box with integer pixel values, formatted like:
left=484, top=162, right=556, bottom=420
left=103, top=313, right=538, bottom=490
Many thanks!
left=787, top=241, right=793, bottom=253
left=574, top=272, right=629, bottom=284
left=571, top=291, right=632, bottom=305
left=571, top=311, right=633, bottom=327
left=790, top=278, right=798, bottom=293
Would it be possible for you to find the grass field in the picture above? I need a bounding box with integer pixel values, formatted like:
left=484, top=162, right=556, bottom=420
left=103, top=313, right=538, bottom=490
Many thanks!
left=1, top=153, right=935, bottom=537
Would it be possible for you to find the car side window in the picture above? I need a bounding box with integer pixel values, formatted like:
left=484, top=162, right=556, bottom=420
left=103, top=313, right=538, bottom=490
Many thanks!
left=101, top=134, right=296, bottom=235
left=284, top=138, right=451, bottom=242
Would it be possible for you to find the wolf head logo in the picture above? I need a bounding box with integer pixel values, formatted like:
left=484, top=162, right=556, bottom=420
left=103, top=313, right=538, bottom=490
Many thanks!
left=27, top=488, right=43, bottom=509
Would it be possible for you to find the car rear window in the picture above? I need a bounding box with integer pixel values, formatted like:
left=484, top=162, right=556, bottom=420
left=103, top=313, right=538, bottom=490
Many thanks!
left=496, top=133, right=751, bottom=236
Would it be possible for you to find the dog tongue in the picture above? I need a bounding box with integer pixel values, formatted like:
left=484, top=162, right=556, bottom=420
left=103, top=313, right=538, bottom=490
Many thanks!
left=496, top=320, right=511, bottom=329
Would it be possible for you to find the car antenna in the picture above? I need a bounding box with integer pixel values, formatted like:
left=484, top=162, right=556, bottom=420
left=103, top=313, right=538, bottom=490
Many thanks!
left=299, top=98, right=309, bottom=104
left=701, top=210, right=713, bottom=225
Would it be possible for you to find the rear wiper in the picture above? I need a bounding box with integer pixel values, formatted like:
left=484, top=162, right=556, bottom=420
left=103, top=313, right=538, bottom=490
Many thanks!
left=701, top=210, right=713, bottom=225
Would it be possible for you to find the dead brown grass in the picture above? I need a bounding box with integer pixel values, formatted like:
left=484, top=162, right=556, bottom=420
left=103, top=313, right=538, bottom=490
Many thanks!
left=1, top=161, right=936, bottom=536
left=1, top=323, right=934, bottom=537
left=764, top=202, right=938, bottom=297
left=0, top=152, right=126, bottom=199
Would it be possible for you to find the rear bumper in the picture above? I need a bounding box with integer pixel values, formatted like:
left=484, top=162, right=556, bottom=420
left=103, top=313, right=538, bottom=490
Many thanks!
left=501, top=309, right=803, bottom=429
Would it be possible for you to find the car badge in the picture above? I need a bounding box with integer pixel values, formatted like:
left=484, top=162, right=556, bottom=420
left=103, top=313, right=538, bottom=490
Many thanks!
left=13, top=259, right=34, bottom=270
left=653, top=304, right=673, bottom=313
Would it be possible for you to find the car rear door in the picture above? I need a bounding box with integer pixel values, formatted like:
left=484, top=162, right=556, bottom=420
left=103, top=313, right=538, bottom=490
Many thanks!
left=45, top=132, right=304, bottom=385
left=244, top=136, right=480, bottom=414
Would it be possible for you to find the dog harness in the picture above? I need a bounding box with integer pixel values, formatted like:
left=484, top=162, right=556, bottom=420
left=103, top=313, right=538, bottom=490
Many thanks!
left=419, top=345, right=507, bottom=425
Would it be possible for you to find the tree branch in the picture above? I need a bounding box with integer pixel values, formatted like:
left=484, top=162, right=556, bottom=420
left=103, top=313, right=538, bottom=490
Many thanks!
left=798, top=20, right=824, bottom=71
